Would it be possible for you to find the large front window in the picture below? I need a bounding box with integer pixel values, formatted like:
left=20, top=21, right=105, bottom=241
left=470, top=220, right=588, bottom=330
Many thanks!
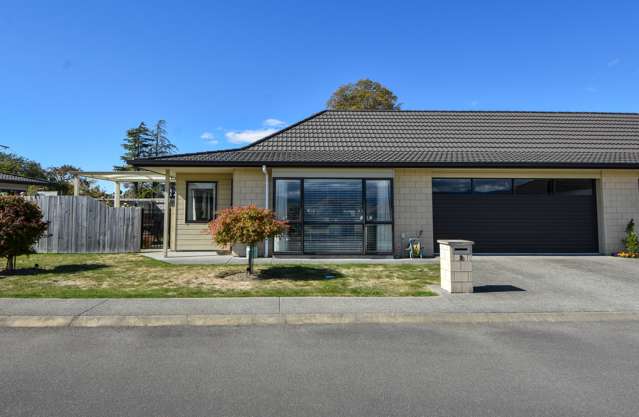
left=186, top=182, right=216, bottom=222
left=274, top=178, right=393, bottom=254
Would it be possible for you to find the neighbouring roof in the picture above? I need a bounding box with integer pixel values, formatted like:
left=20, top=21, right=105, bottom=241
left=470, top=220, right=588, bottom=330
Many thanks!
left=131, top=110, right=639, bottom=169
left=72, top=171, right=174, bottom=183
left=0, top=172, right=50, bottom=186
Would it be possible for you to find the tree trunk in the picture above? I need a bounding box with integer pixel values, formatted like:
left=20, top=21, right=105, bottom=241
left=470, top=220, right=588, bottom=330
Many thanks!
left=6, top=256, right=15, bottom=273
left=246, top=245, right=255, bottom=276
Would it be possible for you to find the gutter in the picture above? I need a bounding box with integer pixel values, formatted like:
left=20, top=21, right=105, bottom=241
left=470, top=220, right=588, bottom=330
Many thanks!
left=130, top=159, right=639, bottom=170
left=262, top=165, right=269, bottom=258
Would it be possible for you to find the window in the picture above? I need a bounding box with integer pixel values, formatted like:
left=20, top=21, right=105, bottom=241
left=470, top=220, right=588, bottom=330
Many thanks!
left=304, top=179, right=363, bottom=223
left=274, top=180, right=302, bottom=253
left=274, top=223, right=303, bottom=253
left=514, top=179, right=551, bottom=194
left=186, top=182, right=216, bottom=222
left=274, top=179, right=301, bottom=221
left=304, top=224, right=364, bottom=254
left=554, top=179, right=594, bottom=196
left=433, top=178, right=471, bottom=193
left=472, top=179, right=512, bottom=193
left=273, top=178, right=393, bottom=254
left=366, top=180, right=392, bottom=222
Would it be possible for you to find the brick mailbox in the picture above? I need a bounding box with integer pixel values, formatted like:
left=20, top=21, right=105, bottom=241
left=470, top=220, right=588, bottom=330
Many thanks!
left=437, top=240, right=474, bottom=293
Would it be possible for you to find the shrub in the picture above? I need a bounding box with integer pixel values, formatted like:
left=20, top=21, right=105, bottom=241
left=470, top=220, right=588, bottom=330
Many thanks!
left=209, top=206, right=288, bottom=275
left=622, top=219, right=639, bottom=255
left=0, top=196, right=48, bottom=272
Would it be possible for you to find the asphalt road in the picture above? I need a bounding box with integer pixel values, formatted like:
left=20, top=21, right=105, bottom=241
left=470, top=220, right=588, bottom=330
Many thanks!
left=2, top=322, right=639, bottom=417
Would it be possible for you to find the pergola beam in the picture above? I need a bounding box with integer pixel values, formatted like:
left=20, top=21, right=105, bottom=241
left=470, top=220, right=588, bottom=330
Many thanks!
left=71, top=171, right=173, bottom=183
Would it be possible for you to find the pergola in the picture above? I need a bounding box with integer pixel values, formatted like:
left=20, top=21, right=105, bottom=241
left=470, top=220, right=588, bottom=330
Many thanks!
left=72, top=170, right=175, bottom=256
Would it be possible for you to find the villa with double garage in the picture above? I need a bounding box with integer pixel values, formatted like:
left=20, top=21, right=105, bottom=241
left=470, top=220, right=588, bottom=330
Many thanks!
left=131, top=110, right=639, bottom=257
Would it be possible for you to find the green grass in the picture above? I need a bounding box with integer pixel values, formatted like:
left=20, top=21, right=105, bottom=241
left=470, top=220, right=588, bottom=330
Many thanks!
left=0, top=254, right=440, bottom=298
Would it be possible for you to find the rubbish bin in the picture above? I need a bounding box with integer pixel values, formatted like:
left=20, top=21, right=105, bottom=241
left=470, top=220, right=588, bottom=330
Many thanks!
left=437, top=240, right=474, bottom=293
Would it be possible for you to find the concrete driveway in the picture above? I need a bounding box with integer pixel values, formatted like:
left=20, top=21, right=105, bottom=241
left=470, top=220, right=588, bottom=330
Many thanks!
left=456, top=256, right=639, bottom=313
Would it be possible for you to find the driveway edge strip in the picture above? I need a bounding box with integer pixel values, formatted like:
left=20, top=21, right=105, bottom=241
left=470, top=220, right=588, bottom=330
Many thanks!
left=1, top=311, right=639, bottom=328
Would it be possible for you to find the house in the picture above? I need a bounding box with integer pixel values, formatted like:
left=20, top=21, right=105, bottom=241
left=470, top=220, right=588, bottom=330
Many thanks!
left=0, top=172, right=50, bottom=194
left=131, top=110, right=639, bottom=257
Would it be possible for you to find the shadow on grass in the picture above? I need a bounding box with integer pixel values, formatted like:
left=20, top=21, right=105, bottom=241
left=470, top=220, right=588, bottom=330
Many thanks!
left=0, top=263, right=108, bottom=278
left=257, top=266, right=345, bottom=281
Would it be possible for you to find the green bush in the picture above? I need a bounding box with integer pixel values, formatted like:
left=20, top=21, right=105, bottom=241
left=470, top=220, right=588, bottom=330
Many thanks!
left=0, top=196, right=48, bottom=272
left=623, top=219, right=639, bottom=254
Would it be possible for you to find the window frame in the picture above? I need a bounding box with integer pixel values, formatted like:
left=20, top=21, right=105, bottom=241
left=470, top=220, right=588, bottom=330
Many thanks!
left=434, top=178, right=597, bottom=197
left=553, top=179, right=596, bottom=196
left=272, top=177, right=394, bottom=255
left=471, top=178, right=513, bottom=194
left=432, top=178, right=473, bottom=194
left=513, top=178, right=553, bottom=195
left=185, top=181, right=218, bottom=224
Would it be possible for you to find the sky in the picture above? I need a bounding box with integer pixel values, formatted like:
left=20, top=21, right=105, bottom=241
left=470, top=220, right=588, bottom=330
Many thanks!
left=1, top=0, right=638, bottom=189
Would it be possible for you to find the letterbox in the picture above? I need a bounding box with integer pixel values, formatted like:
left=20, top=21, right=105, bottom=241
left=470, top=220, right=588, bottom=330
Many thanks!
left=437, top=240, right=474, bottom=293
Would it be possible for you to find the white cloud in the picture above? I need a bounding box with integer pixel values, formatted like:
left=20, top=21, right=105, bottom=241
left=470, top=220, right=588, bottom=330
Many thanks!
left=200, top=131, right=218, bottom=144
left=608, top=58, right=620, bottom=67
left=263, top=118, right=286, bottom=127
left=225, top=128, right=277, bottom=144
left=585, top=86, right=598, bottom=93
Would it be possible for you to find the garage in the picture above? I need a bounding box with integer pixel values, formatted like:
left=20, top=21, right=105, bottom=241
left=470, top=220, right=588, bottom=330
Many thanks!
left=433, top=178, right=599, bottom=253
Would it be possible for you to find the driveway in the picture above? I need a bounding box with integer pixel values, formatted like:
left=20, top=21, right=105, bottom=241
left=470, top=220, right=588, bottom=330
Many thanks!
left=263, top=256, right=639, bottom=315
left=457, top=256, right=639, bottom=313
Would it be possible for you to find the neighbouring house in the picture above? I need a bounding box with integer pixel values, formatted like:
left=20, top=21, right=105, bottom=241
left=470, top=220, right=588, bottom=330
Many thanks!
left=131, top=110, right=639, bottom=257
left=0, top=172, right=50, bottom=194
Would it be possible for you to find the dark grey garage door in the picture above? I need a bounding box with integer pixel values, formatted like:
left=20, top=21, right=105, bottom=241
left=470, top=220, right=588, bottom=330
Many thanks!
left=433, top=178, right=598, bottom=253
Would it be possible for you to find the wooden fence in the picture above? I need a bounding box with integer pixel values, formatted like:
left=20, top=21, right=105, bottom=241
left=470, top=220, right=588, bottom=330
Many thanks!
left=28, top=196, right=142, bottom=253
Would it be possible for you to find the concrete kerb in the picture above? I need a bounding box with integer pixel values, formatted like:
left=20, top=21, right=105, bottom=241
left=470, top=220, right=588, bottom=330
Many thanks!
left=1, top=311, right=639, bottom=328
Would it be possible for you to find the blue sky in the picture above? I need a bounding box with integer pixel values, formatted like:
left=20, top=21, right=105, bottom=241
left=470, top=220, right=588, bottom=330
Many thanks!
left=1, top=0, right=638, bottom=179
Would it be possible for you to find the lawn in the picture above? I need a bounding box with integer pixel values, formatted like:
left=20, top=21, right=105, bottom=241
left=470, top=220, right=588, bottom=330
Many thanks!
left=0, top=254, right=439, bottom=298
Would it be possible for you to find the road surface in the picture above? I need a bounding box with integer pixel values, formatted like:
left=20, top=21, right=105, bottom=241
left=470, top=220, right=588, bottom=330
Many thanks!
left=2, top=321, right=638, bottom=417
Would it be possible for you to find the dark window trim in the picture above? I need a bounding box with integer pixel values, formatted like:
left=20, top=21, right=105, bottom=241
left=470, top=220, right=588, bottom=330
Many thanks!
left=434, top=178, right=596, bottom=197
left=185, top=181, right=218, bottom=224
left=272, top=177, right=394, bottom=255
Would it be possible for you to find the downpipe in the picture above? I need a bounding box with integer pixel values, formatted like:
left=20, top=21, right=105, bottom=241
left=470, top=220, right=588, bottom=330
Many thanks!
left=262, top=165, right=269, bottom=258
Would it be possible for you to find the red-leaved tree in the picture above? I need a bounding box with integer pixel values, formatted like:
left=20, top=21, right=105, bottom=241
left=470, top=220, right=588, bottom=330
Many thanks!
left=0, top=196, right=48, bottom=273
left=209, top=206, right=288, bottom=275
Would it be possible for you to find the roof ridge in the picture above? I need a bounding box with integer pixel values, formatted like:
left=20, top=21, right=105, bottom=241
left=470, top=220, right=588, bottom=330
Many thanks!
left=0, top=170, right=49, bottom=181
left=131, top=110, right=330, bottom=164
left=325, top=109, right=639, bottom=116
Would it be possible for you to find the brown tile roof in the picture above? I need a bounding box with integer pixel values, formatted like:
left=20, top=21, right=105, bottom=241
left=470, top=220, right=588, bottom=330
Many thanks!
left=132, top=110, right=639, bottom=168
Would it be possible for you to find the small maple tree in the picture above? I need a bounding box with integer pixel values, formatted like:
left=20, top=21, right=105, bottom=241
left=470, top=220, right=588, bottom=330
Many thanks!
left=209, top=206, right=288, bottom=275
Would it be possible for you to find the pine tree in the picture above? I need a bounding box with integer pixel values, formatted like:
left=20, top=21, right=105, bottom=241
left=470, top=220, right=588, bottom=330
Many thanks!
left=150, top=120, right=177, bottom=157
left=114, top=122, right=154, bottom=171
left=114, top=122, right=154, bottom=197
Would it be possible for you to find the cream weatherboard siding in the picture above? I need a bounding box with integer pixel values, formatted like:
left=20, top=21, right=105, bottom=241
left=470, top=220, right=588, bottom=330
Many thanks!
left=174, top=173, right=232, bottom=251
left=598, top=170, right=639, bottom=254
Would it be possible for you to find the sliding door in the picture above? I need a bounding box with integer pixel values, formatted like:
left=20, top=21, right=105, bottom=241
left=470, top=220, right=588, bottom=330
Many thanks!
left=273, top=178, right=393, bottom=255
